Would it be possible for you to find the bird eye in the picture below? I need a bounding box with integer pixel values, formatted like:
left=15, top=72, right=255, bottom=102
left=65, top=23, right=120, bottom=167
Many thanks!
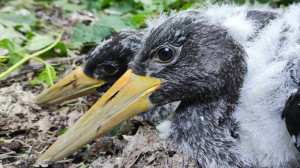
left=98, top=64, right=118, bottom=76
left=155, top=47, right=174, bottom=63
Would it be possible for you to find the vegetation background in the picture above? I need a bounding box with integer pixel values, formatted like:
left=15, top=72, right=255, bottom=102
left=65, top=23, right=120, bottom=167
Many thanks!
left=0, top=0, right=299, bottom=87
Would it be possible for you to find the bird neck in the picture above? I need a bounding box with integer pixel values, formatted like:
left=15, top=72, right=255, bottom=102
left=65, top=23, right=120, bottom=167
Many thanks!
left=165, top=97, right=245, bottom=167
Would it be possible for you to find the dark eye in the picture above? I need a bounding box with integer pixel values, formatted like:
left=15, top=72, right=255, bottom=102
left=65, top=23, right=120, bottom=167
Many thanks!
left=98, top=64, right=118, bottom=76
left=155, top=47, right=174, bottom=63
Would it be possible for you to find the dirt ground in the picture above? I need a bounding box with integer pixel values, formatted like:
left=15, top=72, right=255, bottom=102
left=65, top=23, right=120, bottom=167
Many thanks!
left=0, top=66, right=198, bottom=168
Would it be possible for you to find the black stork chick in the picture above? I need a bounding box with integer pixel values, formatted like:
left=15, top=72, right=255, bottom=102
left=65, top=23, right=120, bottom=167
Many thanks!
left=36, top=4, right=300, bottom=167
left=33, top=30, right=178, bottom=125
left=34, top=30, right=142, bottom=106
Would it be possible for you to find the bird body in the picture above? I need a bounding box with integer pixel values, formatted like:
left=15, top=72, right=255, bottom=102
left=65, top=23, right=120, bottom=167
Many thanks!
left=146, top=4, right=300, bottom=167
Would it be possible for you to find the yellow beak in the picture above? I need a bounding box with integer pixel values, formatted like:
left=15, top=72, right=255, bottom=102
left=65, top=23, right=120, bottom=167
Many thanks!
left=33, top=67, right=105, bottom=106
left=36, top=69, right=162, bottom=163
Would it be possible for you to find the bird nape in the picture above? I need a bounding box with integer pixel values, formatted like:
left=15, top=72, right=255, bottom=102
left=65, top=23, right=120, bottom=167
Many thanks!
left=35, top=4, right=300, bottom=167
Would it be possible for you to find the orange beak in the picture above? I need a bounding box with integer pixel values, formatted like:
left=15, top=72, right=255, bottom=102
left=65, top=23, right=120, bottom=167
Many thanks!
left=36, top=69, right=162, bottom=163
left=33, top=67, right=105, bottom=106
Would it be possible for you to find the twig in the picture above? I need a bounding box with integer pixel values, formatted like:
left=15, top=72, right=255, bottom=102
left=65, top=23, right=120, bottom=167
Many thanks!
left=0, top=151, right=18, bottom=159
left=182, top=151, right=185, bottom=168
left=28, top=129, right=49, bottom=155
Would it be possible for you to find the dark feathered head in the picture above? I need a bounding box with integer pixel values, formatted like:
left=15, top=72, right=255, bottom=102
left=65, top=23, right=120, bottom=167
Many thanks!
left=34, top=30, right=143, bottom=105
left=131, top=11, right=246, bottom=105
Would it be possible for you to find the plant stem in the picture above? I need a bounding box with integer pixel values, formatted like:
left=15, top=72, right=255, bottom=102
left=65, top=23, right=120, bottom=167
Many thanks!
left=0, top=56, right=10, bottom=59
left=0, top=33, right=62, bottom=80
left=32, top=57, right=54, bottom=85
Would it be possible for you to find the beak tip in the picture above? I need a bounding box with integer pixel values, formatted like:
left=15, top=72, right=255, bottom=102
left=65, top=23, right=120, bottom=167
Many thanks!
left=32, top=67, right=105, bottom=106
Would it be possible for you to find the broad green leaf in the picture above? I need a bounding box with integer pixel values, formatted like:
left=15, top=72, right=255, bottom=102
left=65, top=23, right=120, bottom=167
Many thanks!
left=38, top=67, right=58, bottom=87
left=39, top=42, right=68, bottom=58
left=67, top=49, right=77, bottom=57
left=0, top=39, right=15, bottom=52
left=27, top=35, right=54, bottom=51
left=0, top=11, right=37, bottom=27
left=0, top=39, right=23, bottom=66
left=125, top=13, right=148, bottom=29
left=0, top=18, right=20, bottom=27
left=109, top=0, right=134, bottom=14
left=8, top=0, right=35, bottom=6
left=97, top=15, right=132, bottom=31
left=54, top=42, right=67, bottom=56
left=86, top=0, right=114, bottom=10
left=0, top=24, right=21, bottom=42
left=182, top=3, right=195, bottom=10
left=7, top=53, right=23, bottom=66
left=72, top=23, right=112, bottom=48
left=54, top=0, right=86, bottom=12
left=134, top=0, right=164, bottom=12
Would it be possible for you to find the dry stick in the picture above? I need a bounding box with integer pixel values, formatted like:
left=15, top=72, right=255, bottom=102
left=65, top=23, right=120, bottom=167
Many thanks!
left=182, top=151, right=185, bottom=168
left=0, top=152, right=18, bottom=160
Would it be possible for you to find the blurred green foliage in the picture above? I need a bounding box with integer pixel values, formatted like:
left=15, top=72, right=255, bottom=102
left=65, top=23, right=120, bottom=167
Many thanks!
left=0, top=0, right=299, bottom=86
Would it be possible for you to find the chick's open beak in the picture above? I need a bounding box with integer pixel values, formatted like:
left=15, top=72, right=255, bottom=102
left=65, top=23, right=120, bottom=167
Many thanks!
left=36, top=69, right=162, bottom=163
left=33, top=67, right=105, bottom=106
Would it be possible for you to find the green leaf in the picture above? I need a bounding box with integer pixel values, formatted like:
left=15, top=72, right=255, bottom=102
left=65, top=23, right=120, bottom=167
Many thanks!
left=182, top=3, right=195, bottom=10
left=79, top=165, right=89, bottom=168
left=0, top=11, right=37, bottom=27
left=125, top=13, right=148, bottom=29
left=108, top=125, right=120, bottom=136
left=45, top=134, right=51, bottom=138
left=72, top=23, right=112, bottom=48
left=109, top=0, right=134, bottom=14
left=38, top=66, right=58, bottom=87
left=7, top=53, right=23, bottom=66
left=97, top=15, right=132, bottom=31
left=29, top=79, right=43, bottom=86
left=0, top=24, right=21, bottom=43
left=27, top=35, right=54, bottom=51
left=58, top=128, right=68, bottom=135
left=54, top=0, right=86, bottom=12
left=67, top=49, right=77, bottom=57
left=86, top=0, right=114, bottom=10
left=0, top=39, right=24, bottom=66
left=54, top=42, right=67, bottom=55
left=0, top=39, right=15, bottom=52
left=231, top=0, right=246, bottom=4
left=39, top=42, right=68, bottom=59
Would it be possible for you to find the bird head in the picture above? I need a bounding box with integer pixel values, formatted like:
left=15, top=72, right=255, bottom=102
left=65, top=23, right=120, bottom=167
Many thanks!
left=33, top=30, right=143, bottom=106
left=132, top=11, right=246, bottom=105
